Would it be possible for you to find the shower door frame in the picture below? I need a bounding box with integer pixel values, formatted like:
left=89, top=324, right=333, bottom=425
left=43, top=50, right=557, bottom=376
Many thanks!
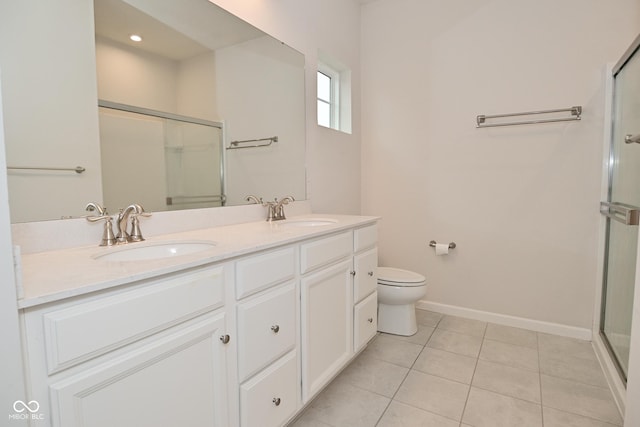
left=593, top=33, right=640, bottom=416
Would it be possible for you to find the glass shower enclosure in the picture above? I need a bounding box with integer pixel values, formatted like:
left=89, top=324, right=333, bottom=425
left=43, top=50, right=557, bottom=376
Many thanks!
left=600, top=35, right=640, bottom=382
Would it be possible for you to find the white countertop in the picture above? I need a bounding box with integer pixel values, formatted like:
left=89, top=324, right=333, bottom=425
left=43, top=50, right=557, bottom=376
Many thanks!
left=18, top=214, right=378, bottom=309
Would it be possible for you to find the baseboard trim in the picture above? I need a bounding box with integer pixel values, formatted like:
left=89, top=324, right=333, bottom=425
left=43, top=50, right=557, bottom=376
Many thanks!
left=416, top=300, right=592, bottom=341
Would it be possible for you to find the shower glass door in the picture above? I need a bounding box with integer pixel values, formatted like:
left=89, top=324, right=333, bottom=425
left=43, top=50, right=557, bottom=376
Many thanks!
left=601, top=38, right=640, bottom=382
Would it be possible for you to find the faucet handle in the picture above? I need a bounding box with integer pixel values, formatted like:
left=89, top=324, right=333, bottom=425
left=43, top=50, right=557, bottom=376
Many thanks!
left=246, top=195, right=263, bottom=205
left=128, top=206, right=151, bottom=242
left=85, top=213, right=117, bottom=246
left=85, top=202, right=108, bottom=216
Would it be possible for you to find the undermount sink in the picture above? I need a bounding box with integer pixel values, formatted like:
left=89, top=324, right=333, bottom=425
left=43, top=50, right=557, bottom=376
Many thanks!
left=280, top=218, right=338, bottom=227
left=93, top=240, right=217, bottom=262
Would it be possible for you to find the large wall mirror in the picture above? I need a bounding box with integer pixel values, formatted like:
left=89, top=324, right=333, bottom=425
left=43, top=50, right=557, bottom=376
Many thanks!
left=1, top=0, right=306, bottom=223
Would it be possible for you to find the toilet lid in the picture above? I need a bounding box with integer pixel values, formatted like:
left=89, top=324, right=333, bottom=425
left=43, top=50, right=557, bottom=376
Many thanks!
left=377, top=267, right=426, bottom=286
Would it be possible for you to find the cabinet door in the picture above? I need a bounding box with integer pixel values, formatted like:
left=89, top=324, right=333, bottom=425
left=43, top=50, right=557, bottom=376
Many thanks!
left=301, top=259, right=353, bottom=402
left=353, top=247, right=377, bottom=303
left=50, top=312, right=228, bottom=427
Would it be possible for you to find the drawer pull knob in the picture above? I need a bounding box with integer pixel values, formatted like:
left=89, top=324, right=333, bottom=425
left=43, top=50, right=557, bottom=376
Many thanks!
left=350, top=271, right=356, bottom=276
left=271, top=325, right=280, bottom=333
left=219, top=334, right=231, bottom=344
left=368, top=271, right=374, bottom=277
left=272, top=397, right=281, bottom=406
left=367, top=318, right=374, bottom=323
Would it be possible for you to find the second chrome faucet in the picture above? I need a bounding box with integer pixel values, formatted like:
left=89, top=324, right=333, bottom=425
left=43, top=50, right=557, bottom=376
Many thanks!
left=246, top=195, right=295, bottom=221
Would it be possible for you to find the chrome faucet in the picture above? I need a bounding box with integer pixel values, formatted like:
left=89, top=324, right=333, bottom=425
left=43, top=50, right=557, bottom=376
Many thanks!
left=274, top=196, right=294, bottom=221
left=246, top=195, right=295, bottom=221
left=116, top=204, right=150, bottom=244
left=85, top=202, right=116, bottom=246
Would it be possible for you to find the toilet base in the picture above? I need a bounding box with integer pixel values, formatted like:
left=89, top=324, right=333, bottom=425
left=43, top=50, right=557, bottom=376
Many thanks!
left=377, top=303, right=418, bottom=336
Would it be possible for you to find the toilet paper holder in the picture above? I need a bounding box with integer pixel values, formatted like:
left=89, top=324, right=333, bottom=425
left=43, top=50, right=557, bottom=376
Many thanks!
left=429, top=240, right=456, bottom=249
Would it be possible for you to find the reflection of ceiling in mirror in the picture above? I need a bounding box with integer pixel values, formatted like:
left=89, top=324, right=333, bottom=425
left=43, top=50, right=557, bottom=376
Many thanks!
left=94, top=0, right=264, bottom=61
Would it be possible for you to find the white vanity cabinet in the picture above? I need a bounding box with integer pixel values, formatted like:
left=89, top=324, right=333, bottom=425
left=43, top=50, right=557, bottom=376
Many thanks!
left=18, top=216, right=380, bottom=427
left=22, top=264, right=232, bottom=427
left=235, top=246, right=300, bottom=427
left=300, top=225, right=379, bottom=403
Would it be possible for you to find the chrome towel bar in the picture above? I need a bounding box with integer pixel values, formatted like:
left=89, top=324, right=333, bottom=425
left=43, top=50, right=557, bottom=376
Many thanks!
left=226, top=136, right=278, bottom=150
left=429, top=241, right=456, bottom=249
left=600, top=202, right=640, bottom=226
left=477, top=106, right=582, bottom=128
left=7, top=166, right=85, bottom=174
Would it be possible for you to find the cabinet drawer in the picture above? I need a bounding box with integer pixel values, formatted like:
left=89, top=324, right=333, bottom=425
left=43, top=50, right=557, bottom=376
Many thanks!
left=354, top=224, right=377, bottom=252
left=301, top=231, right=352, bottom=274
left=354, top=291, right=377, bottom=352
left=354, top=248, right=378, bottom=303
left=236, top=246, right=296, bottom=299
left=240, top=351, right=298, bottom=427
left=43, top=266, right=225, bottom=374
left=237, top=282, right=296, bottom=381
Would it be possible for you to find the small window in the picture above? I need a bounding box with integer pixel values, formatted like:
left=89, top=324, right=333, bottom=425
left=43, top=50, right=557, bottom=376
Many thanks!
left=317, top=51, right=351, bottom=134
left=317, top=71, right=334, bottom=128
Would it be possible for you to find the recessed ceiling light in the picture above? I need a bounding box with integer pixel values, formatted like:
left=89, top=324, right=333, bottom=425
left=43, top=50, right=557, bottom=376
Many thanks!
left=129, top=34, right=142, bottom=42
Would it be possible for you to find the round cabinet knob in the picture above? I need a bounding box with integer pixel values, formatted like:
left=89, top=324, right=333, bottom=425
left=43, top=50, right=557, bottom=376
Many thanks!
left=272, top=397, right=281, bottom=406
left=219, top=334, right=230, bottom=344
left=350, top=271, right=356, bottom=276
left=367, top=318, right=374, bottom=323
left=271, top=325, right=280, bottom=334
left=367, top=271, right=374, bottom=277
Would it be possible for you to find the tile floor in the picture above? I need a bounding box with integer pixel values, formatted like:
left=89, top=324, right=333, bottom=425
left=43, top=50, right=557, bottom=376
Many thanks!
left=289, top=309, right=622, bottom=427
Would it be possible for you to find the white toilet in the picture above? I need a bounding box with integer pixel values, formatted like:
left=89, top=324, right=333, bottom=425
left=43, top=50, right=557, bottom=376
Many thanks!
left=377, top=267, right=427, bottom=336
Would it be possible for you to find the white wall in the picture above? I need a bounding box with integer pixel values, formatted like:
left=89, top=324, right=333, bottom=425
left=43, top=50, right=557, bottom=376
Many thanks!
left=208, top=0, right=362, bottom=214
left=361, top=0, right=640, bottom=330
left=0, top=1, right=102, bottom=222
left=0, top=70, right=27, bottom=425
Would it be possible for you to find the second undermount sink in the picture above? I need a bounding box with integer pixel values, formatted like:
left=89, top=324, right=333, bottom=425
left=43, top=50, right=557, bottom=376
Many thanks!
left=280, top=218, right=338, bottom=227
left=92, top=240, right=217, bottom=262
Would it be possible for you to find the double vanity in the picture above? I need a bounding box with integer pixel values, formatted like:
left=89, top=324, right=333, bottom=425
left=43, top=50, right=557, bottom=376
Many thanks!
left=16, top=212, right=379, bottom=427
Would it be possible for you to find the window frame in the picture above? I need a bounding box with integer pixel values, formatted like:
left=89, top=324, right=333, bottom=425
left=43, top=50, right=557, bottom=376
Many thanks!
left=317, top=63, right=340, bottom=130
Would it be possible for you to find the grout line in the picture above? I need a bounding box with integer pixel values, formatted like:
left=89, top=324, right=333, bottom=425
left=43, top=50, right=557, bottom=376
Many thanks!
left=458, top=321, right=487, bottom=425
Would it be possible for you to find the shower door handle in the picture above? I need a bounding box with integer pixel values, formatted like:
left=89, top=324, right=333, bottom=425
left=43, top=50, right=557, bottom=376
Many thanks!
left=600, top=202, right=640, bottom=225
left=624, top=134, right=640, bottom=144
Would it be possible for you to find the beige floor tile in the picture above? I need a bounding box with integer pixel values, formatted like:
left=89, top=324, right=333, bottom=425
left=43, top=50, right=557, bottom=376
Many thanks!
left=302, top=380, right=390, bottom=427
left=427, top=329, right=483, bottom=358
left=438, top=315, right=487, bottom=337
left=472, top=359, right=541, bottom=403
left=394, top=370, right=469, bottom=421
left=539, top=351, right=608, bottom=388
left=376, top=401, right=459, bottom=427
left=382, top=324, right=435, bottom=346
left=484, top=323, right=537, bottom=349
left=540, top=374, right=623, bottom=425
left=362, top=334, right=423, bottom=368
left=543, top=407, right=621, bottom=427
left=413, top=347, right=477, bottom=384
left=416, top=309, right=442, bottom=327
left=538, top=333, right=597, bottom=361
left=462, top=387, right=542, bottom=427
left=479, top=338, right=539, bottom=372
left=336, top=352, right=409, bottom=397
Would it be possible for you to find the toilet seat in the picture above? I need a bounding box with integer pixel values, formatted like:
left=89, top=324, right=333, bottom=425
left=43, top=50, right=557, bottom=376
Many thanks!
left=377, top=267, right=425, bottom=287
